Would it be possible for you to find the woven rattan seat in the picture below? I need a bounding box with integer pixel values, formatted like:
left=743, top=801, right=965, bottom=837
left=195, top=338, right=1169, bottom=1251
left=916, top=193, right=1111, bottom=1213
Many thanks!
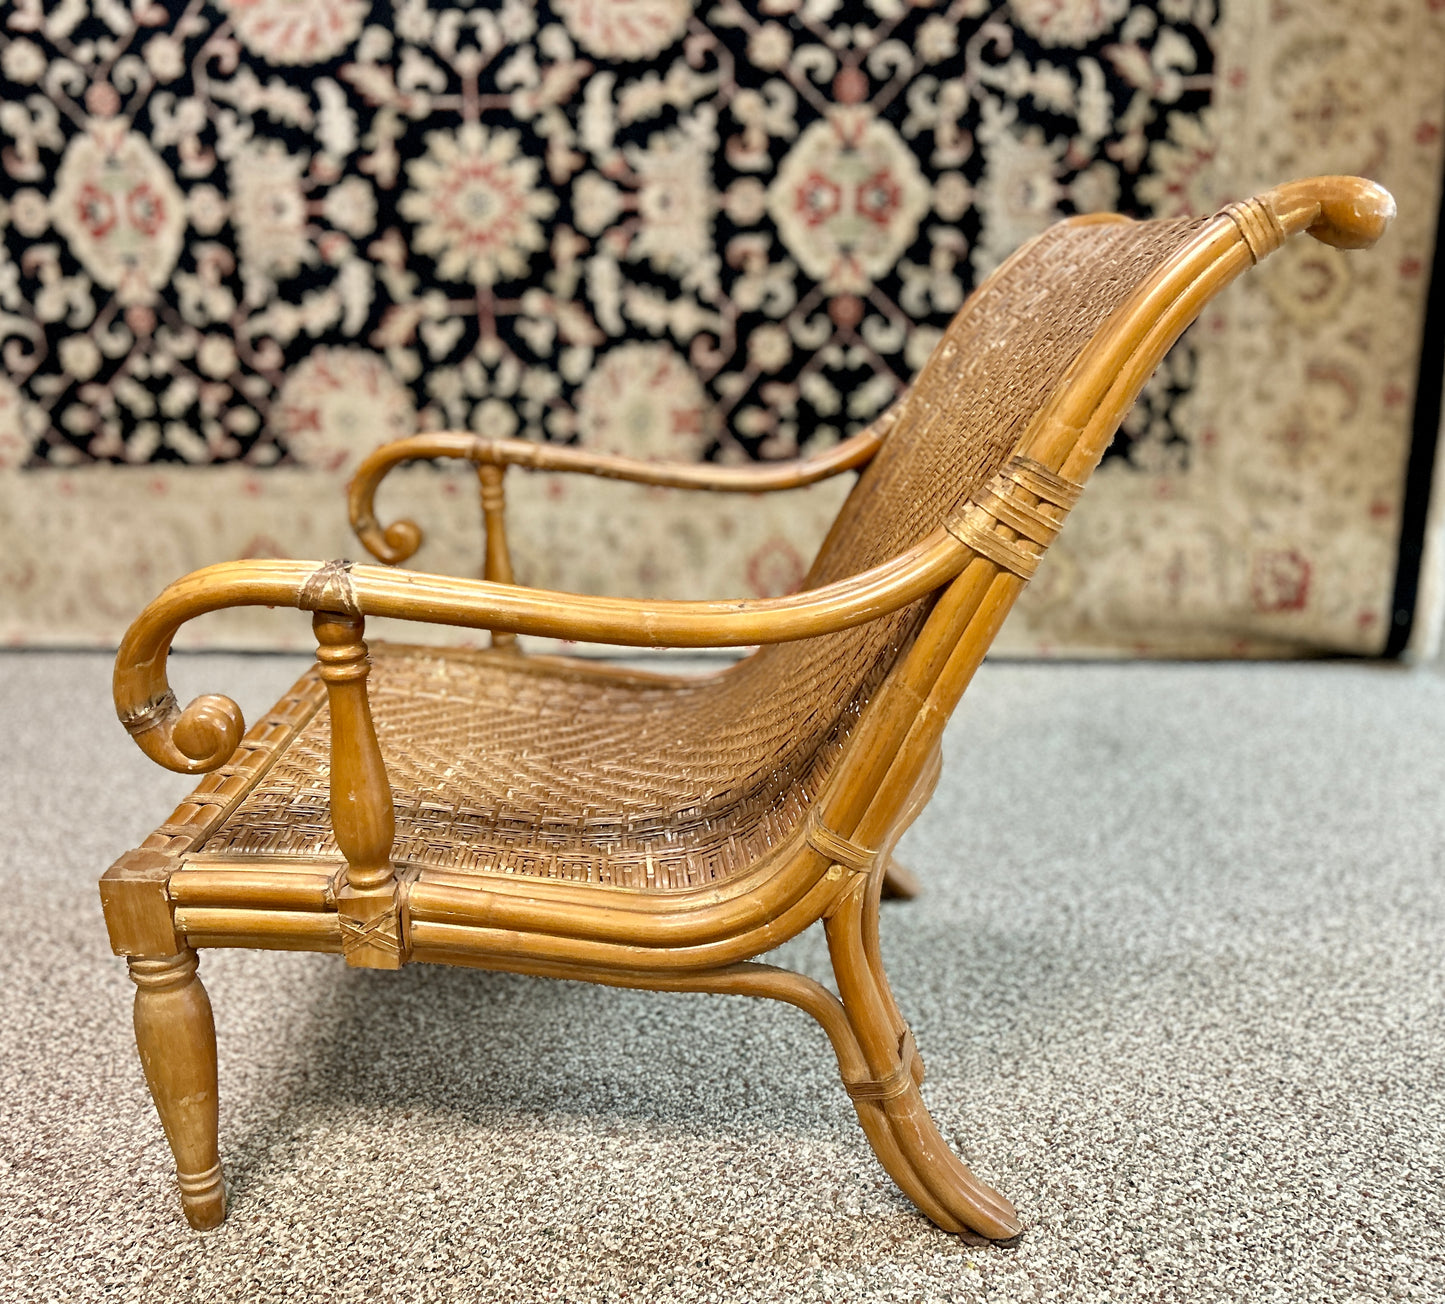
left=101, top=177, right=1395, bottom=1241
left=193, top=645, right=881, bottom=892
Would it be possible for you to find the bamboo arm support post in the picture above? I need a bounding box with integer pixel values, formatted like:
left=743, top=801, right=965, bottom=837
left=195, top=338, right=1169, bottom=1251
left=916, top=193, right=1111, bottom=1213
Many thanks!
left=313, top=611, right=403, bottom=968
left=477, top=463, right=518, bottom=651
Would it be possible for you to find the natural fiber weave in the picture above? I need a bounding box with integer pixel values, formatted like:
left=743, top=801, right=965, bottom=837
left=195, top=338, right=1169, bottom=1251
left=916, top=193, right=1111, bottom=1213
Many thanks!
left=197, top=218, right=1205, bottom=892
left=200, top=643, right=896, bottom=890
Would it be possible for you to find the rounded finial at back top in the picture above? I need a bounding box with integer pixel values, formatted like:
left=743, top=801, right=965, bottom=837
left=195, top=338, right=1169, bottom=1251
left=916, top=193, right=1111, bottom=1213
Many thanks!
left=1255, top=176, right=1396, bottom=251
left=1306, top=177, right=1396, bottom=249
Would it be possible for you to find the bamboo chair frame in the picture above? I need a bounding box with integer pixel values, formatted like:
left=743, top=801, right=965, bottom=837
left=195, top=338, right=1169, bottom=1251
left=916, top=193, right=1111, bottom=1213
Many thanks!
left=101, top=177, right=1393, bottom=1239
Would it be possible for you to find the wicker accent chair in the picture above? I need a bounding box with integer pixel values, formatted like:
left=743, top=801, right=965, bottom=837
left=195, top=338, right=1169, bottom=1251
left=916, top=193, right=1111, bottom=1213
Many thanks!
left=102, top=177, right=1393, bottom=1239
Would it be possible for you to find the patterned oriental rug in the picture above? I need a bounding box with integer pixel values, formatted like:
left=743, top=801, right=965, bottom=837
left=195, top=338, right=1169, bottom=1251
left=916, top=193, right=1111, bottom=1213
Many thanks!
left=0, top=1, right=1442, bottom=656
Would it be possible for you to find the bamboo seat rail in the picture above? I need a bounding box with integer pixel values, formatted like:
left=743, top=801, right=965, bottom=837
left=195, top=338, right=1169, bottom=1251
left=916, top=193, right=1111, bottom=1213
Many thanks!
left=99, top=177, right=1395, bottom=1239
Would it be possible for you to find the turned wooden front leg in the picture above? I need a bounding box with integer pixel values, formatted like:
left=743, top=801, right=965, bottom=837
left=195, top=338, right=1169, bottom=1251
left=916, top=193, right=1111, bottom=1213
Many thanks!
left=313, top=610, right=404, bottom=969
left=130, top=950, right=225, bottom=1230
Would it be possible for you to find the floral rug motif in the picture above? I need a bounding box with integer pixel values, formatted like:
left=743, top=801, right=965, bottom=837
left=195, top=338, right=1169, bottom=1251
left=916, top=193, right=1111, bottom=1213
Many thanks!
left=0, top=1, right=1440, bottom=656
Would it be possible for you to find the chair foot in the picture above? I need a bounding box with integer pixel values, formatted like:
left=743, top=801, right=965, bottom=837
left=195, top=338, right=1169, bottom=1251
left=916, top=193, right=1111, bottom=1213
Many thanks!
left=129, top=950, right=227, bottom=1231
left=839, top=1041, right=1021, bottom=1239
left=876, top=1079, right=1021, bottom=1239
left=826, top=889, right=1019, bottom=1239
left=880, top=856, right=922, bottom=900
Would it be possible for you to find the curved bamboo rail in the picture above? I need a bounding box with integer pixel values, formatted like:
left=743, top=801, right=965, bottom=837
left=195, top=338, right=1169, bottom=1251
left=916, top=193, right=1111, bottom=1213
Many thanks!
left=349, top=424, right=887, bottom=564
left=113, top=528, right=968, bottom=774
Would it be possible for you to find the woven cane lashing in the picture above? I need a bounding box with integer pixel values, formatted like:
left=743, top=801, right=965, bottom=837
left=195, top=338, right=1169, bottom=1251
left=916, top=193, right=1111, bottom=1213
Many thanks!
left=204, top=217, right=1206, bottom=891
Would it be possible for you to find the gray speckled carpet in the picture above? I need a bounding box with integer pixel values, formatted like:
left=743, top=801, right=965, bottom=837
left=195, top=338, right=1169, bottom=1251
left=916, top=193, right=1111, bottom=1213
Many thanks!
left=1, top=652, right=1442, bottom=1303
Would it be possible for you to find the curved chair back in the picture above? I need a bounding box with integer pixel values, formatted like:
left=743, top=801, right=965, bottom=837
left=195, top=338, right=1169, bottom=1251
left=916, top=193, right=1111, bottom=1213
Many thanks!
left=806, top=178, right=1395, bottom=859
left=713, top=213, right=1222, bottom=853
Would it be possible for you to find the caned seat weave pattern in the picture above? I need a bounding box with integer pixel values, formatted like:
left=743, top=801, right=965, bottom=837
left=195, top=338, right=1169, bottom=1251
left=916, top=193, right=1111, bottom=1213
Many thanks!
left=198, top=216, right=1205, bottom=891
left=201, top=643, right=894, bottom=889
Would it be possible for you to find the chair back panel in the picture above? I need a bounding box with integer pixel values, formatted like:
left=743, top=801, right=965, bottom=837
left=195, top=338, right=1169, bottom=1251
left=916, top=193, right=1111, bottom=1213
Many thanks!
left=807, top=215, right=1207, bottom=588
left=684, top=215, right=1211, bottom=856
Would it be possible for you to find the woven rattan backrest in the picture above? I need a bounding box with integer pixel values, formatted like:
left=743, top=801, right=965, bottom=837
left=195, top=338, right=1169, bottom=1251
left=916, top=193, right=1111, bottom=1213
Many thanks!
left=806, top=215, right=1207, bottom=588
left=601, top=214, right=1210, bottom=875
left=716, top=215, right=1209, bottom=751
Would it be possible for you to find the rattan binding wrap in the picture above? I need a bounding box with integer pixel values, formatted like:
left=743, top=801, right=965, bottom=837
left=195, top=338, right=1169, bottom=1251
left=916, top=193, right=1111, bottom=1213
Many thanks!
left=843, top=1029, right=924, bottom=1103
left=806, top=813, right=876, bottom=872
left=942, top=455, right=1083, bottom=579
left=298, top=559, right=360, bottom=616
left=121, top=690, right=179, bottom=738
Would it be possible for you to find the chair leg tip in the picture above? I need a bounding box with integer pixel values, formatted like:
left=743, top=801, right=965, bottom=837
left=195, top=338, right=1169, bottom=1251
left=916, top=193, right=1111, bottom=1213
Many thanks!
left=181, top=1188, right=226, bottom=1231
left=981, top=1196, right=1023, bottom=1241
left=178, top=1165, right=227, bottom=1231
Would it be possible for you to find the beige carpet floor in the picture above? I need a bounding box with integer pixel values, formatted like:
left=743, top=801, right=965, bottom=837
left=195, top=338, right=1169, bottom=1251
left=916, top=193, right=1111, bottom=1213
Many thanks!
left=1, top=652, right=1442, bottom=1303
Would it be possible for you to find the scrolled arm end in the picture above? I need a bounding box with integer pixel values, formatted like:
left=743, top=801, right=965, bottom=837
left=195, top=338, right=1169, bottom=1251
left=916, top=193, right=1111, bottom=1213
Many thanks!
left=120, top=688, right=246, bottom=774
left=348, top=432, right=481, bottom=565
left=355, top=512, right=424, bottom=565
left=113, top=558, right=316, bottom=775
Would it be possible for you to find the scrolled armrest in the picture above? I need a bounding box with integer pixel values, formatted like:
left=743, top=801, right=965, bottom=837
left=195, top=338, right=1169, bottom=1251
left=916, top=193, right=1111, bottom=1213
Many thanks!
left=349, top=432, right=473, bottom=564
left=347, top=425, right=886, bottom=564
left=115, top=530, right=968, bottom=774
left=117, top=686, right=246, bottom=775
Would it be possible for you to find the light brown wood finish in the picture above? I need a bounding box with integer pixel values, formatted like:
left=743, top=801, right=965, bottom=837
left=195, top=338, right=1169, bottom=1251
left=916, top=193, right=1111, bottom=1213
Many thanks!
left=101, top=178, right=1393, bottom=1239
left=313, top=612, right=404, bottom=969
left=348, top=422, right=887, bottom=565
left=129, top=950, right=225, bottom=1230
left=476, top=463, right=519, bottom=651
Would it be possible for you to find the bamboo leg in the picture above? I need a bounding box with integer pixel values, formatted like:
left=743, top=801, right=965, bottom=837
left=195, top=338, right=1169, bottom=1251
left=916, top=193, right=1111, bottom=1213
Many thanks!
left=870, top=742, right=945, bottom=1032
left=825, top=885, right=1020, bottom=1239
left=880, top=858, right=922, bottom=900
left=880, top=742, right=942, bottom=901
left=688, top=962, right=967, bottom=1233
left=861, top=868, right=916, bottom=1062
left=129, top=949, right=226, bottom=1230
left=680, top=943, right=1000, bottom=1237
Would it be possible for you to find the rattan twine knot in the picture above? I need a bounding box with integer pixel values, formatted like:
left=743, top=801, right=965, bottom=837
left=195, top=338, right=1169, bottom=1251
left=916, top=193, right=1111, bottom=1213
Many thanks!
left=843, top=1028, right=923, bottom=1102
left=1223, top=197, right=1287, bottom=263
left=121, top=689, right=178, bottom=737
left=807, top=813, right=876, bottom=872
left=299, top=559, right=360, bottom=616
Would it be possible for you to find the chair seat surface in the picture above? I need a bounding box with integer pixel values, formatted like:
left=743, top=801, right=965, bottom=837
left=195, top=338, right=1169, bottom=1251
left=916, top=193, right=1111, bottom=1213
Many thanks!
left=164, top=639, right=898, bottom=892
